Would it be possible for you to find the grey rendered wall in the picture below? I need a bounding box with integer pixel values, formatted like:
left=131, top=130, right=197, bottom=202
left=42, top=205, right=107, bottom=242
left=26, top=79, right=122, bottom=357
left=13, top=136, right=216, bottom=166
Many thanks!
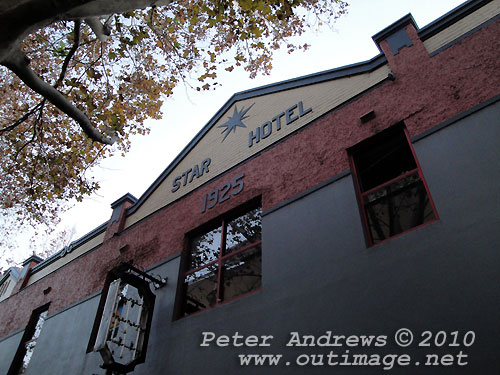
left=0, top=257, right=180, bottom=375
left=0, top=331, right=24, bottom=374
left=0, top=296, right=103, bottom=375
left=155, top=100, right=500, bottom=374
left=24, top=295, right=103, bottom=375
left=1, top=101, right=499, bottom=375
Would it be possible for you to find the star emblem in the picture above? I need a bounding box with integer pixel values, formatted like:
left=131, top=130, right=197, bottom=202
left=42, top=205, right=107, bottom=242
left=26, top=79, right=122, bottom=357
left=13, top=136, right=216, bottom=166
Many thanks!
left=217, top=103, right=254, bottom=142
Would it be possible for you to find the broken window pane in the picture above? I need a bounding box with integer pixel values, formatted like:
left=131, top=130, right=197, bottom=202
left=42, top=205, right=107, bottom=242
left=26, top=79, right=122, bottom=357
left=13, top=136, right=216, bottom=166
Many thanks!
left=349, top=124, right=437, bottom=245
left=18, top=309, right=48, bottom=375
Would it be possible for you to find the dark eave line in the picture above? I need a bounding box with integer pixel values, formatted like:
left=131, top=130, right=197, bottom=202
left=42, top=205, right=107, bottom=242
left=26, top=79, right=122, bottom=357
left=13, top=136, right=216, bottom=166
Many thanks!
left=127, top=0, right=495, bottom=218
left=419, top=0, right=494, bottom=40
left=126, top=53, right=388, bottom=216
left=30, top=221, right=108, bottom=274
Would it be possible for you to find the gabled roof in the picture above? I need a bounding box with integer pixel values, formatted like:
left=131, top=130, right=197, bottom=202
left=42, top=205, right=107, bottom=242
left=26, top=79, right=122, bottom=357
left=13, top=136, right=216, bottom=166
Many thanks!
left=126, top=53, right=388, bottom=217
left=0, top=266, right=21, bottom=285
left=126, top=0, right=495, bottom=218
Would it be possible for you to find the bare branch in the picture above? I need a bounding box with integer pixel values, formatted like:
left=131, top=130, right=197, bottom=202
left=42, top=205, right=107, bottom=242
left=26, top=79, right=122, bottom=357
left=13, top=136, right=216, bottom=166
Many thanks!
left=14, top=105, right=42, bottom=161
left=55, top=20, right=81, bottom=89
left=0, top=101, right=43, bottom=133
left=1, top=49, right=117, bottom=145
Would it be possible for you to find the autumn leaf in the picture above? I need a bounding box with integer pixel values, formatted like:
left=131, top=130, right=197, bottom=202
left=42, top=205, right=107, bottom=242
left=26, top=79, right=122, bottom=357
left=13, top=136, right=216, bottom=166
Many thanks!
left=0, top=0, right=348, bottom=246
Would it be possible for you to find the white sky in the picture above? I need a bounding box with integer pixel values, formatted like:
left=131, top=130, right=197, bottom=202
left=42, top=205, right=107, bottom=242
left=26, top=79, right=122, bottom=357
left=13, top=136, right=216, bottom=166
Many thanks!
left=4, top=0, right=466, bottom=266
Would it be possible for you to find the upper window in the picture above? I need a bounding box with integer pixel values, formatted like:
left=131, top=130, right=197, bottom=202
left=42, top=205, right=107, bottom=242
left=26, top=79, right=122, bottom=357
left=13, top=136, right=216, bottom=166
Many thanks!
left=178, top=204, right=262, bottom=318
left=348, top=124, right=438, bottom=246
left=0, top=279, right=11, bottom=298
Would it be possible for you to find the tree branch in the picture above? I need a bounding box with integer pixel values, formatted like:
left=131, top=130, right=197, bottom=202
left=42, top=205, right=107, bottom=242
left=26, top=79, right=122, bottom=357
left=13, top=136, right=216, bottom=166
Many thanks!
left=14, top=104, right=42, bottom=161
left=55, top=20, right=81, bottom=89
left=85, top=17, right=110, bottom=42
left=0, top=101, right=43, bottom=133
left=2, top=21, right=80, bottom=134
left=1, top=49, right=117, bottom=145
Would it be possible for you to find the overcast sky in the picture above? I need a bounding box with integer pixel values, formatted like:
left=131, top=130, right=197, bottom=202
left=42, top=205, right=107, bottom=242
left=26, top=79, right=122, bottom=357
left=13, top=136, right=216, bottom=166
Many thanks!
left=4, top=0, right=466, bottom=266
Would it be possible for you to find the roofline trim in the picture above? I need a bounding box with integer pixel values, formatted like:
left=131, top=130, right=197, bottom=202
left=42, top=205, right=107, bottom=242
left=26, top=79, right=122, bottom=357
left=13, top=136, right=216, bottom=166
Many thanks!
left=30, top=221, right=108, bottom=274
left=0, top=268, right=20, bottom=284
left=126, top=53, right=387, bottom=216
left=127, top=0, right=495, bottom=218
left=419, top=0, right=494, bottom=40
left=21, top=255, right=44, bottom=267
left=372, top=13, right=418, bottom=48
left=111, top=192, right=138, bottom=209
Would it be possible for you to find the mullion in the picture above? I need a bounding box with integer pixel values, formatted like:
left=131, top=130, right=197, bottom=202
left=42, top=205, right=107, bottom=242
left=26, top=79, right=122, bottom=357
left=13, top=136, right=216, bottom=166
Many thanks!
left=362, top=178, right=421, bottom=207
left=220, top=240, right=262, bottom=262
left=215, top=219, right=227, bottom=304
left=360, top=168, right=418, bottom=196
left=184, top=258, right=218, bottom=276
left=181, top=204, right=262, bottom=318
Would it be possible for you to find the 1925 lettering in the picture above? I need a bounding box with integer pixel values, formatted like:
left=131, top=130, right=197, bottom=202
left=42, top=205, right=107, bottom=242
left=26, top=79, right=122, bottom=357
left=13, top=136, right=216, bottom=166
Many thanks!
left=201, top=174, right=245, bottom=213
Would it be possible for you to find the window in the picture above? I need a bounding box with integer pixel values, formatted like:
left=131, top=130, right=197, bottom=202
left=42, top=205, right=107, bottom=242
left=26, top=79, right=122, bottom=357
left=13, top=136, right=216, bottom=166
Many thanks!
left=348, top=124, right=438, bottom=245
left=0, top=279, right=11, bottom=297
left=179, top=204, right=262, bottom=317
left=8, top=304, right=49, bottom=375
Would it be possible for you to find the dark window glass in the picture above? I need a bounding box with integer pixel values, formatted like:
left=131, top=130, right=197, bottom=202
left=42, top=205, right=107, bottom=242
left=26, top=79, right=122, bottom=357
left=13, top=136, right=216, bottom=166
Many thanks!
left=349, top=125, right=437, bottom=245
left=180, top=205, right=262, bottom=317
left=183, top=265, right=218, bottom=315
left=221, top=244, right=262, bottom=301
left=352, top=128, right=417, bottom=192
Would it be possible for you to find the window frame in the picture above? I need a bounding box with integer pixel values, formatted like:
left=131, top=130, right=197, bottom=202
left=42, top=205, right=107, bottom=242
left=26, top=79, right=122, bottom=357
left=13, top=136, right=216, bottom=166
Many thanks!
left=8, top=303, right=50, bottom=375
left=176, top=198, right=262, bottom=318
left=348, top=123, right=439, bottom=247
left=0, top=279, right=11, bottom=297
